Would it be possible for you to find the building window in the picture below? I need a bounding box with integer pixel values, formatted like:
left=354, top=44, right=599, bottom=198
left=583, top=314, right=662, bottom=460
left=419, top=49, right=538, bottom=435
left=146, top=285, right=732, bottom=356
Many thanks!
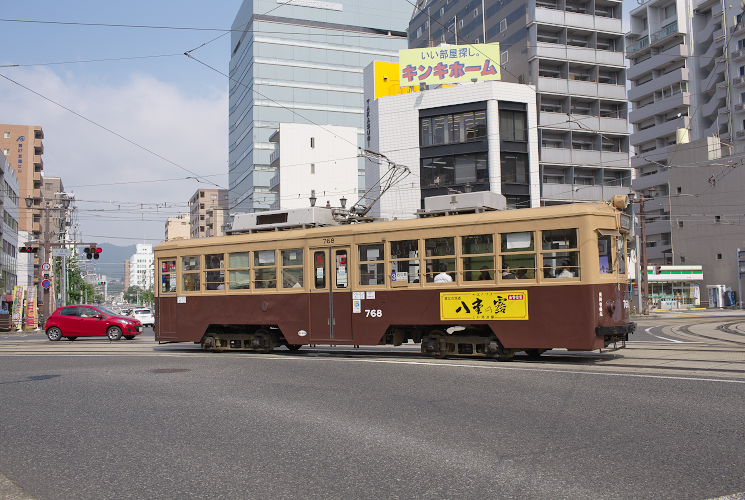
left=499, top=110, right=527, bottom=142
left=420, top=109, right=487, bottom=146
left=715, top=215, right=721, bottom=223
left=310, top=137, right=315, bottom=148
left=717, top=253, right=723, bottom=260
left=663, top=3, right=676, bottom=19
left=499, top=19, right=507, bottom=32
left=501, top=50, right=509, bottom=64
left=420, top=153, right=488, bottom=189
left=501, top=153, right=529, bottom=184
left=2, top=132, right=9, bottom=139
left=310, top=163, right=315, bottom=174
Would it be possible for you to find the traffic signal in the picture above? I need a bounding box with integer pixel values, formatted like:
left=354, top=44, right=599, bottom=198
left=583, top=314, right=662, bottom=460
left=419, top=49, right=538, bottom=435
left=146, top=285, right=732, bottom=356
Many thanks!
left=19, top=246, right=38, bottom=253
left=84, top=247, right=92, bottom=259
left=94, top=246, right=102, bottom=260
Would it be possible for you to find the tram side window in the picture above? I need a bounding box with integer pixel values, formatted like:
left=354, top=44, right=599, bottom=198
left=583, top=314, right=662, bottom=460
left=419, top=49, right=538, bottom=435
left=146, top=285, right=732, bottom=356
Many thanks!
left=462, top=234, right=494, bottom=281
left=182, top=256, right=201, bottom=292
left=228, top=252, right=250, bottom=290
left=541, top=229, right=579, bottom=278
left=359, top=244, right=385, bottom=285
left=160, top=260, right=176, bottom=293
left=598, top=235, right=613, bottom=274
left=204, top=253, right=225, bottom=290
left=617, top=237, right=627, bottom=275
left=282, top=249, right=304, bottom=288
left=500, top=232, right=535, bottom=279
left=425, top=237, right=455, bottom=283
left=390, top=239, right=420, bottom=284
left=254, top=250, right=277, bottom=289
left=313, top=251, right=326, bottom=288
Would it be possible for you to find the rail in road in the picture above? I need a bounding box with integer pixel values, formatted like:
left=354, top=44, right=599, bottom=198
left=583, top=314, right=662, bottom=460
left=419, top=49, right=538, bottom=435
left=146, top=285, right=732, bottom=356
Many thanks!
left=2, top=318, right=745, bottom=382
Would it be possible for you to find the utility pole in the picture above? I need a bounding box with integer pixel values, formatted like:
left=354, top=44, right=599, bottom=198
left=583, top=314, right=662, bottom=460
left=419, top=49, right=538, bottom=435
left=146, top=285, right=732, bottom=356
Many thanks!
left=639, top=195, right=649, bottom=315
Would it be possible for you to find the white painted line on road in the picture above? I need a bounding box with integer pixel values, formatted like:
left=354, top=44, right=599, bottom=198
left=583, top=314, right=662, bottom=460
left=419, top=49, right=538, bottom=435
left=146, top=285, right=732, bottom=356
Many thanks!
left=350, top=358, right=745, bottom=385
left=644, top=326, right=700, bottom=343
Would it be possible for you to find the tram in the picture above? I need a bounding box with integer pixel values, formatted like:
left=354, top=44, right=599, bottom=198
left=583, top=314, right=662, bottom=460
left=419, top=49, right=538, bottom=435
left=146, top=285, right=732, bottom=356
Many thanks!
left=154, top=198, right=635, bottom=359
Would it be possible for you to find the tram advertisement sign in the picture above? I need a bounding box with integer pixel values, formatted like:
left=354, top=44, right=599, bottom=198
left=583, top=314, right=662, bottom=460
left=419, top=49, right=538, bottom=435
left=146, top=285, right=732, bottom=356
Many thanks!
left=439, top=290, right=529, bottom=321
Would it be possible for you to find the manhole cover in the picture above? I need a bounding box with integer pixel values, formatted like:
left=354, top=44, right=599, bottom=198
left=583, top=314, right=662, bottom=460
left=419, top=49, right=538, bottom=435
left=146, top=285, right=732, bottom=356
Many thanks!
left=149, top=368, right=190, bottom=374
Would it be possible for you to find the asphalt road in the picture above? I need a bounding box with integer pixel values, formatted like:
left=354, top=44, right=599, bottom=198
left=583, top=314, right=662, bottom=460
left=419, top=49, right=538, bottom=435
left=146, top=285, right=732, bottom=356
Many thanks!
left=0, top=329, right=744, bottom=500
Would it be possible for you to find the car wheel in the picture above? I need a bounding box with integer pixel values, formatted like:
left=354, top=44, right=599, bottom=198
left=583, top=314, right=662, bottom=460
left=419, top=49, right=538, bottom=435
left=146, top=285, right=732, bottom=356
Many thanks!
left=46, top=327, right=63, bottom=341
left=124, top=335, right=135, bottom=340
left=106, top=326, right=123, bottom=341
left=67, top=336, right=77, bottom=341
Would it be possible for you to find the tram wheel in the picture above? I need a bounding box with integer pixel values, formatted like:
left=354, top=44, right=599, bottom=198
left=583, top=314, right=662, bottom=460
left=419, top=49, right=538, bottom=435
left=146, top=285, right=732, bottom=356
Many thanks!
left=423, top=330, right=447, bottom=359
left=253, top=329, right=273, bottom=353
left=202, top=335, right=216, bottom=352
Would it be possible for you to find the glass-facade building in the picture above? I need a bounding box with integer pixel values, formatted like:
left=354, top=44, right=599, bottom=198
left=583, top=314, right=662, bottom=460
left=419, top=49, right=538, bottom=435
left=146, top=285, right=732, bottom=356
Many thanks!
left=229, top=0, right=411, bottom=212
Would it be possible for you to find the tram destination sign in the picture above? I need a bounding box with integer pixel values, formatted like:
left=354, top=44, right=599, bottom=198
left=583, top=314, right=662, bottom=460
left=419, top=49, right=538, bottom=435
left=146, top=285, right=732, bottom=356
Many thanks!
left=440, top=290, right=529, bottom=321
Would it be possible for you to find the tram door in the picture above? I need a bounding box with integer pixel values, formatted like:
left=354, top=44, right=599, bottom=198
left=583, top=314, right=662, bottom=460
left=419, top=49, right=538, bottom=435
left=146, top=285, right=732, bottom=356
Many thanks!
left=308, top=247, right=353, bottom=342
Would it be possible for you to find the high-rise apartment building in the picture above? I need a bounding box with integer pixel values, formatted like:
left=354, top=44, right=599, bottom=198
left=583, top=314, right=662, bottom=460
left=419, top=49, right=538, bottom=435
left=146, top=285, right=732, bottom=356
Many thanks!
left=0, top=124, right=44, bottom=240
left=189, top=189, right=228, bottom=238
left=164, top=214, right=190, bottom=241
left=0, top=152, right=20, bottom=295
left=626, top=0, right=745, bottom=264
left=228, top=0, right=410, bottom=213
left=408, top=0, right=632, bottom=207
left=128, top=244, right=154, bottom=290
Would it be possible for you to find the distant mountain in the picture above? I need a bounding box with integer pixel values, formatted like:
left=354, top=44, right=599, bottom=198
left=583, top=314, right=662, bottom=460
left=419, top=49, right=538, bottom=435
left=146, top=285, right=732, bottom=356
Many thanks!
left=82, top=243, right=137, bottom=280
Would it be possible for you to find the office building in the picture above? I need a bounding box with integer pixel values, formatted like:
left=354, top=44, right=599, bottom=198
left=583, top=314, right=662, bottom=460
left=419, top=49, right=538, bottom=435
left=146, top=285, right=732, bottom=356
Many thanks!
left=268, top=123, right=359, bottom=210
left=228, top=0, right=410, bottom=213
left=189, top=189, right=228, bottom=238
left=164, top=214, right=190, bottom=241
left=408, top=0, right=632, bottom=206
left=626, top=0, right=745, bottom=264
left=365, top=80, right=540, bottom=219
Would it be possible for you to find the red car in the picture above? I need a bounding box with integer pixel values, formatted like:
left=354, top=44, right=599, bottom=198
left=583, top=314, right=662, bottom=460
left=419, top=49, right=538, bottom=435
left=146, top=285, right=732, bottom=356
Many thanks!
left=45, top=305, right=144, bottom=341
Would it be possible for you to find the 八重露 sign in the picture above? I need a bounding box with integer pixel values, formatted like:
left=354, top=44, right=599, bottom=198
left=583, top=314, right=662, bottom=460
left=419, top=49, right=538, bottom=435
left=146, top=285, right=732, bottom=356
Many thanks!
left=440, top=290, right=528, bottom=321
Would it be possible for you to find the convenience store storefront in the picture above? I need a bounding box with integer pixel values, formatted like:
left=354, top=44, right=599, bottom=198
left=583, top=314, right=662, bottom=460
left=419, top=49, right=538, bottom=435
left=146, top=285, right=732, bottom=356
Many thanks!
left=647, top=266, right=704, bottom=310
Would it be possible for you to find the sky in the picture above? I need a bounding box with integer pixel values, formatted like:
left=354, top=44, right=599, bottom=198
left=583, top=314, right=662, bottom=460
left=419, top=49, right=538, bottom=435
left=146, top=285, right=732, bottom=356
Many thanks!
left=0, top=0, right=243, bottom=245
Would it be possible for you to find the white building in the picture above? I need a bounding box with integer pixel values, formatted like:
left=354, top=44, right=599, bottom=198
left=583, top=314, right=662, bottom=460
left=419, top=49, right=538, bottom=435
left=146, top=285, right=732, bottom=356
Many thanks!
left=128, top=244, right=154, bottom=290
left=1, top=152, right=20, bottom=293
left=364, top=79, right=541, bottom=220
left=268, top=123, right=360, bottom=210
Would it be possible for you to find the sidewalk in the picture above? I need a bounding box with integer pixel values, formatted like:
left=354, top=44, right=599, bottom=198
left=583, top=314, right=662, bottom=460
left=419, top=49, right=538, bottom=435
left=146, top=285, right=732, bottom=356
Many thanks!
left=632, top=308, right=745, bottom=320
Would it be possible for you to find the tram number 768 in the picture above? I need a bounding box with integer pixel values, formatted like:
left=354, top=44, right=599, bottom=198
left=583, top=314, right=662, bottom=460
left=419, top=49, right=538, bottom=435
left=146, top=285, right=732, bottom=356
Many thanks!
left=365, top=309, right=383, bottom=318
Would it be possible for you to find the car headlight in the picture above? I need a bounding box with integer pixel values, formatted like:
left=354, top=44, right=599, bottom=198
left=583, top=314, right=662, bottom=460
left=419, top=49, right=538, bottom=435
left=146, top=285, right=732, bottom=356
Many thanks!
left=122, top=319, right=137, bottom=325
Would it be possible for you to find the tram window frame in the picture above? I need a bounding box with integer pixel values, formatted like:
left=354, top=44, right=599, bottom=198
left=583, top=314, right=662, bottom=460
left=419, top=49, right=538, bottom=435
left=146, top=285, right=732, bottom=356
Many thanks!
left=425, top=237, right=456, bottom=283
left=281, top=249, right=304, bottom=289
left=160, top=259, right=177, bottom=294
left=358, top=243, right=385, bottom=286
left=253, top=249, right=277, bottom=289
left=598, top=234, right=614, bottom=274
left=499, top=231, right=536, bottom=280
left=541, top=228, right=580, bottom=279
left=313, top=250, right=326, bottom=289
left=227, top=251, right=251, bottom=290
left=389, top=239, right=421, bottom=285
left=204, top=253, right=226, bottom=291
left=461, top=234, right=495, bottom=282
left=181, top=255, right=201, bottom=292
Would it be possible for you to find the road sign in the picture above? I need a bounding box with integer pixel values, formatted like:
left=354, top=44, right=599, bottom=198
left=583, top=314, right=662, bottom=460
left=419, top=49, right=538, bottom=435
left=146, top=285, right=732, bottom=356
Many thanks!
left=41, top=263, right=51, bottom=272
left=52, top=248, right=72, bottom=258
left=41, top=279, right=52, bottom=289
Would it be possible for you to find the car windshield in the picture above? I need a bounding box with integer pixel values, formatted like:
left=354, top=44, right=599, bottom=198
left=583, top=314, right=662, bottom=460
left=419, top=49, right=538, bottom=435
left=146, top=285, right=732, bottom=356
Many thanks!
left=135, top=309, right=151, bottom=314
left=97, top=306, right=118, bottom=316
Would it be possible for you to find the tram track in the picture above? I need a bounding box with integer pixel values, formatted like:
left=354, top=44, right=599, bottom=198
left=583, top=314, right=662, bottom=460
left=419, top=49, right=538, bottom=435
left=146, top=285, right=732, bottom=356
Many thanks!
left=675, top=320, right=745, bottom=346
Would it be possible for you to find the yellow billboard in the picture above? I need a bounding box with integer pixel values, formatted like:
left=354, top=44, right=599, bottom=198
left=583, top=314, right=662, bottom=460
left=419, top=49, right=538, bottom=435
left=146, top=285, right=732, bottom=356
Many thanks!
left=399, top=43, right=501, bottom=87
left=440, top=290, right=528, bottom=321
left=372, top=61, right=418, bottom=99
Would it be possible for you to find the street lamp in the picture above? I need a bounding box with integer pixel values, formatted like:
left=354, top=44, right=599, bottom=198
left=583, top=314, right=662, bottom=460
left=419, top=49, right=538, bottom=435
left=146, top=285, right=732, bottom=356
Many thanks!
left=309, top=190, right=317, bottom=207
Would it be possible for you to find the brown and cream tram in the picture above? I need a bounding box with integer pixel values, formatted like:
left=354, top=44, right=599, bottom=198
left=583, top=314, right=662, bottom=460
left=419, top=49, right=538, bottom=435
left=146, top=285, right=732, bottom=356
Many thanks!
left=154, top=200, right=635, bottom=359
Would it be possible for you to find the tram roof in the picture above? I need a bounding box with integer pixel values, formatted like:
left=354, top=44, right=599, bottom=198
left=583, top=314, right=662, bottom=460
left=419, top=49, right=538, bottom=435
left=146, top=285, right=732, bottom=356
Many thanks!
left=156, top=201, right=620, bottom=252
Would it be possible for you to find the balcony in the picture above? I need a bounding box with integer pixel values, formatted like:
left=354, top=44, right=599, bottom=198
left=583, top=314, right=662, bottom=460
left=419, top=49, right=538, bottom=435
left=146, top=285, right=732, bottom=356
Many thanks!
left=269, top=150, right=279, bottom=166
left=736, top=130, right=745, bottom=139
left=627, top=22, right=683, bottom=57
left=630, top=116, right=690, bottom=146
left=631, top=169, right=669, bottom=192
left=540, top=112, right=628, bottom=134
left=541, top=183, right=630, bottom=201
left=734, top=103, right=745, bottom=113
left=629, top=92, right=690, bottom=124
left=733, top=76, right=745, bottom=88
left=531, top=42, right=625, bottom=66
left=628, top=67, right=689, bottom=101
left=532, top=7, right=623, bottom=32
left=733, top=49, right=745, bottom=61
left=627, top=44, right=688, bottom=81
left=627, top=36, right=650, bottom=55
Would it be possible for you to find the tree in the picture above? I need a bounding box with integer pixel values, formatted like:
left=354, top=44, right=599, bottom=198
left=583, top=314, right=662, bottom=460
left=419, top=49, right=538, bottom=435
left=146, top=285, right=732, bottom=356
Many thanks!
left=123, top=286, right=142, bottom=305
left=58, top=255, right=97, bottom=305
